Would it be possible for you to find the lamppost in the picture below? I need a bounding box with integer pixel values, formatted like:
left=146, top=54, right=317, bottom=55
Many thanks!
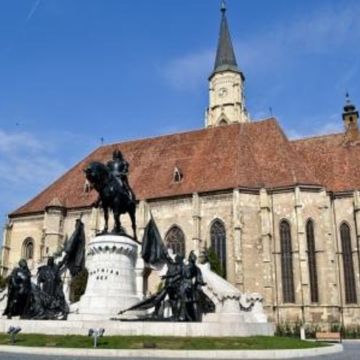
left=7, top=326, right=21, bottom=344
left=88, top=328, right=105, bottom=348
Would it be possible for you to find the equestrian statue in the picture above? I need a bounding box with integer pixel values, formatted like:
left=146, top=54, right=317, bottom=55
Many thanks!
left=84, top=149, right=137, bottom=241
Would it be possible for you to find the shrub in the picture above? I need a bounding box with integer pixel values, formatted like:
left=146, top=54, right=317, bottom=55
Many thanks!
left=275, top=320, right=306, bottom=338
left=343, top=325, right=360, bottom=339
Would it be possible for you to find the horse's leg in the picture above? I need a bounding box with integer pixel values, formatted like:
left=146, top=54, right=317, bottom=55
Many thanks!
left=129, top=205, right=137, bottom=241
left=103, top=207, right=109, bottom=234
left=113, top=210, right=121, bottom=234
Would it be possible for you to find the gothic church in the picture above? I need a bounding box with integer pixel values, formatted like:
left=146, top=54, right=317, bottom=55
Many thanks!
left=2, top=4, right=360, bottom=327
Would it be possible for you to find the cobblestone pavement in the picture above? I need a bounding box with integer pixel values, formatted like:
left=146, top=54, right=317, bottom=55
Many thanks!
left=0, top=341, right=358, bottom=360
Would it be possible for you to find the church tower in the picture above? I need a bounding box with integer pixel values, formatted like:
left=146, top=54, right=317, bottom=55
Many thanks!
left=205, top=1, right=249, bottom=128
left=342, top=93, right=359, bottom=132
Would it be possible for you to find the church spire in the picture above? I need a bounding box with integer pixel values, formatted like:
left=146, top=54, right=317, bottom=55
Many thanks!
left=342, top=92, right=359, bottom=132
left=212, top=1, right=241, bottom=77
left=205, top=1, right=249, bottom=128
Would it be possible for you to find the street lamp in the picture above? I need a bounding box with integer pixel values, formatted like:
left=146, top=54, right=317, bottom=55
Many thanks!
left=88, top=328, right=105, bottom=348
left=7, top=326, right=21, bottom=344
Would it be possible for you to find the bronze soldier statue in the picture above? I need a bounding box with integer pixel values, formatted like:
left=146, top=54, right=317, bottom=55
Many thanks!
left=107, top=150, right=135, bottom=201
left=178, top=251, right=207, bottom=321
left=37, top=257, right=66, bottom=301
left=3, top=259, right=32, bottom=318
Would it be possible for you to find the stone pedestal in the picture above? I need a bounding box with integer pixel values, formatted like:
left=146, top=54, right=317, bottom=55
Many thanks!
left=0, top=319, right=275, bottom=337
left=70, top=235, right=141, bottom=320
left=198, top=263, right=268, bottom=324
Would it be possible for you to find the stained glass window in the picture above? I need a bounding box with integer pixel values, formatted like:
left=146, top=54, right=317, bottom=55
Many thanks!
left=340, top=223, right=357, bottom=304
left=280, top=220, right=295, bottom=303
left=306, top=219, right=319, bottom=303
left=165, top=226, right=185, bottom=257
left=210, top=219, right=227, bottom=278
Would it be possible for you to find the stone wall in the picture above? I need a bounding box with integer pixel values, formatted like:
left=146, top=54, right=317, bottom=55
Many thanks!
left=2, top=187, right=360, bottom=327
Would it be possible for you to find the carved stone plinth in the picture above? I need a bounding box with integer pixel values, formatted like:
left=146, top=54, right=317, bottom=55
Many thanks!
left=69, top=235, right=141, bottom=320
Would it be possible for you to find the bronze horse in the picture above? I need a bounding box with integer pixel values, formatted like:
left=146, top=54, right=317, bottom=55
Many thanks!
left=84, top=161, right=137, bottom=241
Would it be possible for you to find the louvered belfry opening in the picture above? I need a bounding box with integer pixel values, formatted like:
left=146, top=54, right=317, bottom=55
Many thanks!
left=306, top=219, right=319, bottom=303
left=340, top=223, right=357, bottom=304
left=165, top=226, right=186, bottom=258
left=280, top=220, right=295, bottom=303
left=210, top=219, right=227, bottom=278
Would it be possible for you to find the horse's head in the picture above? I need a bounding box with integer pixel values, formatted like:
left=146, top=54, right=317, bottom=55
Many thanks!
left=84, top=162, right=109, bottom=188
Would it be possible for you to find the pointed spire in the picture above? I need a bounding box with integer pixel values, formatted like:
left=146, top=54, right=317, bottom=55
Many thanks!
left=211, top=1, right=241, bottom=77
left=344, top=92, right=357, bottom=113
left=342, top=91, right=359, bottom=133
left=221, top=0, right=226, bottom=13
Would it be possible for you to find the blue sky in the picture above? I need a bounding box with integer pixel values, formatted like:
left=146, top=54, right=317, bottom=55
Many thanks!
left=0, top=0, right=359, bottom=231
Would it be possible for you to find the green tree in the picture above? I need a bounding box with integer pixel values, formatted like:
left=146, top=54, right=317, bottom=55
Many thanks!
left=0, top=274, right=7, bottom=291
left=205, top=246, right=225, bottom=278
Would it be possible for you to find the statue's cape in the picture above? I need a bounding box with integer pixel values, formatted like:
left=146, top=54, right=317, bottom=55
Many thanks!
left=63, top=220, right=86, bottom=277
left=141, top=217, right=168, bottom=266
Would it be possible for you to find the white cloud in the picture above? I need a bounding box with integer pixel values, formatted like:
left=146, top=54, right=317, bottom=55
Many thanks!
left=163, top=2, right=360, bottom=91
left=286, top=113, right=343, bottom=140
left=0, top=130, right=42, bottom=153
left=162, top=49, right=213, bottom=90
left=237, top=2, right=360, bottom=71
left=0, top=128, right=98, bottom=234
left=0, top=129, right=66, bottom=187
left=26, top=0, right=42, bottom=22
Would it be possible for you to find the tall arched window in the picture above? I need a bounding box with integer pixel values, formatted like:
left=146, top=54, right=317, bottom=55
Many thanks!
left=340, top=223, right=357, bottom=304
left=306, top=219, right=319, bottom=303
left=22, top=237, right=34, bottom=260
left=165, top=226, right=185, bottom=257
left=280, top=220, right=295, bottom=303
left=210, top=219, right=227, bottom=278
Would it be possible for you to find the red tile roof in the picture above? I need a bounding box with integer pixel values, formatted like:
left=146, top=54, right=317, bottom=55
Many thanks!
left=11, top=118, right=358, bottom=217
left=292, top=131, right=360, bottom=193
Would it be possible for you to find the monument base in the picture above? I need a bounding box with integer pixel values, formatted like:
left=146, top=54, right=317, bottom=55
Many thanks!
left=68, top=234, right=143, bottom=320
left=0, top=319, right=274, bottom=337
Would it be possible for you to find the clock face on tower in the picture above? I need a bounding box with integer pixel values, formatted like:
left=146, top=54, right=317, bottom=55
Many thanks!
left=218, top=87, right=228, bottom=98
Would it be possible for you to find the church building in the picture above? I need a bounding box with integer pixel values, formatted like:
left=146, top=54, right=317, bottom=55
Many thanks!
left=2, top=4, right=360, bottom=328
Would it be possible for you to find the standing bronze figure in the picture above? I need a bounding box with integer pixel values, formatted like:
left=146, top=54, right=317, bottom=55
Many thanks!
left=119, top=219, right=215, bottom=321
left=3, top=259, right=32, bottom=319
left=2, top=219, right=86, bottom=320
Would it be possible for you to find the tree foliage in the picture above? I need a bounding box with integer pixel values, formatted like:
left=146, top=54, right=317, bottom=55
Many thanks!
left=0, top=274, right=7, bottom=291
left=205, top=245, right=225, bottom=278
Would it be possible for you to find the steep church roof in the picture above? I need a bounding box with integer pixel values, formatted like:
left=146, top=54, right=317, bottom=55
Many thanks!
left=9, top=5, right=360, bottom=218
left=211, top=2, right=242, bottom=77
left=11, top=119, right=322, bottom=216
left=292, top=133, right=360, bottom=193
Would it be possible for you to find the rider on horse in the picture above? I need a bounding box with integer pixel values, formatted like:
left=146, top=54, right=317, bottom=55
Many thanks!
left=107, top=150, right=135, bottom=200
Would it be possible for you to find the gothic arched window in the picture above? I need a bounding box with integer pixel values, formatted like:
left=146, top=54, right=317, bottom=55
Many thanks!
left=210, top=219, right=227, bottom=278
left=306, top=219, right=319, bottom=303
left=22, top=237, right=34, bottom=260
left=280, top=220, right=295, bottom=303
left=340, top=223, right=357, bottom=304
left=165, top=226, right=185, bottom=257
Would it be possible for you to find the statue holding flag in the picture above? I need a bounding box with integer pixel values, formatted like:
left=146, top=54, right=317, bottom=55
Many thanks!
left=119, top=217, right=215, bottom=321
